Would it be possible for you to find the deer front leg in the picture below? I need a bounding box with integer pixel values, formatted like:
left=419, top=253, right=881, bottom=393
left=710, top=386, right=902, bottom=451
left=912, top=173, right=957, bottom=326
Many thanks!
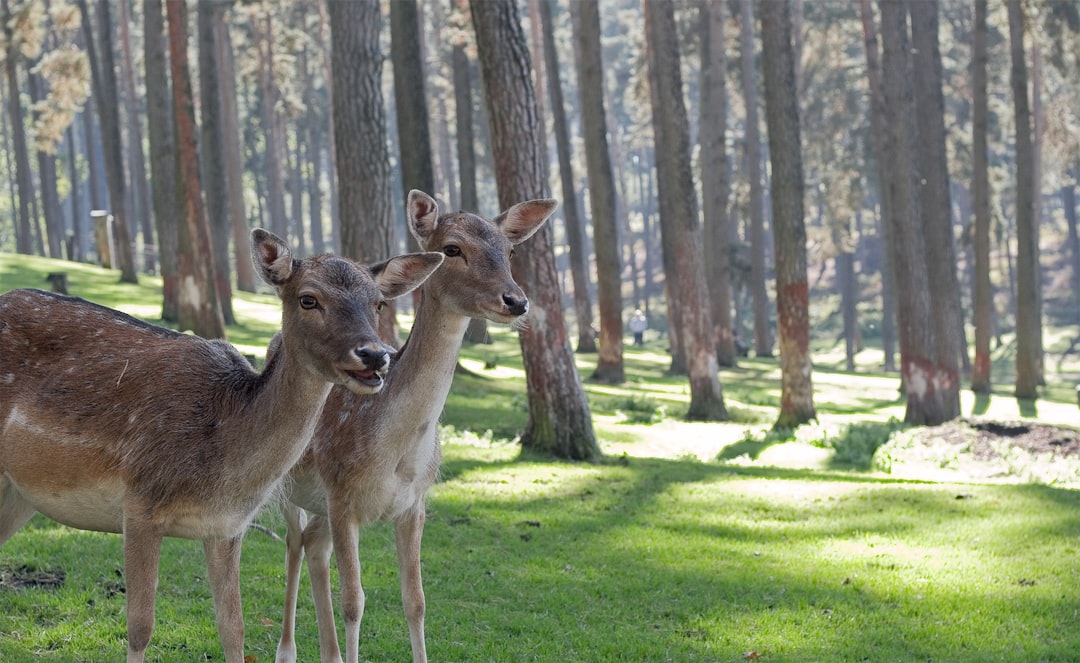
left=395, top=509, right=428, bottom=663
left=122, top=516, right=163, bottom=663
left=276, top=503, right=307, bottom=663
left=0, top=480, right=37, bottom=545
left=329, top=500, right=364, bottom=663
left=304, top=514, right=344, bottom=663
left=204, top=536, right=246, bottom=663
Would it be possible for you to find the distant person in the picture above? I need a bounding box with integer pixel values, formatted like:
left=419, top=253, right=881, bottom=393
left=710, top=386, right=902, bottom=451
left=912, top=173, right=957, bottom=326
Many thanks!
left=629, top=309, right=648, bottom=346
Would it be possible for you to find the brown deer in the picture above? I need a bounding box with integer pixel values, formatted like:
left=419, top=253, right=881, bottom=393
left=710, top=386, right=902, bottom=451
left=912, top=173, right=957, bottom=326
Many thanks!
left=274, top=191, right=555, bottom=663
left=0, top=229, right=444, bottom=663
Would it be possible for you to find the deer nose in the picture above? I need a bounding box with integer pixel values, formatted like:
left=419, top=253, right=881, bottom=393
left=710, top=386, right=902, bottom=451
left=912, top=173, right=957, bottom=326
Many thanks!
left=503, top=294, right=528, bottom=316
left=354, top=347, right=389, bottom=370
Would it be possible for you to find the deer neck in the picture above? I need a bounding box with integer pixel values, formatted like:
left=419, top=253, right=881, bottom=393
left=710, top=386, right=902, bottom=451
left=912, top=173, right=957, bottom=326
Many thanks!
left=224, top=339, right=333, bottom=495
left=381, top=292, right=469, bottom=419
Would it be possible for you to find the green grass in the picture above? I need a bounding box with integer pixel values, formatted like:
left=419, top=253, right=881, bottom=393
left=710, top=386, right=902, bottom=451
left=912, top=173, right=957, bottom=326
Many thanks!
left=3, top=253, right=1080, bottom=662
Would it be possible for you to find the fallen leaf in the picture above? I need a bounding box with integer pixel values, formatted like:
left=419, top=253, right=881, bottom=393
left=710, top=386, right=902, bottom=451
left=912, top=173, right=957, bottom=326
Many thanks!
left=260, top=616, right=275, bottom=627
left=743, top=652, right=763, bottom=660
left=243, top=656, right=257, bottom=663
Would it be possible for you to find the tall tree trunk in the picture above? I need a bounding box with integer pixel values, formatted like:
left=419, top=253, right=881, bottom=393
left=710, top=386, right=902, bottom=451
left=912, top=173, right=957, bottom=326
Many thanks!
left=166, top=0, right=225, bottom=339
left=471, top=0, right=601, bottom=461
left=307, top=91, right=326, bottom=256
left=570, top=0, right=623, bottom=382
left=858, top=0, right=897, bottom=373
left=760, top=0, right=815, bottom=429
left=254, top=10, right=288, bottom=242
left=699, top=0, right=736, bottom=367
left=118, top=0, right=153, bottom=274
left=216, top=18, right=254, bottom=292
left=80, top=0, right=138, bottom=283
left=1065, top=174, right=1079, bottom=324
left=27, top=72, right=64, bottom=260
left=1007, top=0, right=1042, bottom=398
left=143, top=0, right=179, bottom=320
left=198, top=0, right=235, bottom=324
left=427, top=0, right=458, bottom=209
left=971, top=0, right=994, bottom=393
left=330, top=0, right=398, bottom=344
left=66, top=124, right=85, bottom=261
left=910, top=0, right=960, bottom=419
left=3, top=0, right=35, bottom=256
left=879, top=0, right=950, bottom=425
left=538, top=0, right=595, bottom=354
left=644, top=0, right=727, bottom=421
left=738, top=0, right=772, bottom=358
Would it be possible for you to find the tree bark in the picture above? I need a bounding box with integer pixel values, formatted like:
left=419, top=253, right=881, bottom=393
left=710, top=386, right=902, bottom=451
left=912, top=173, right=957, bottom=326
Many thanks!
left=539, top=0, right=595, bottom=354
left=644, top=0, right=727, bottom=421
left=26, top=72, right=64, bottom=259
left=253, top=9, right=289, bottom=243
left=80, top=0, right=138, bottom=283
left=699, top=0, right=736, bottom=367
left=198, top=0, right=235, bottom=324
left=117, top=0, right=154, bottom=274
left=143, top=0, right=179, bottom=320
left=760, top=0, right=815, bottom=429
left=330, top=0, right=399, bottom=344
left=1007, top=0, right=1042, bottom=398
left=1065, top=174, right=1079, bottom=324
left=390, top=0, right=434, bottom=203
left=910, top=0, right=960, bottom=419
left=4, top=0, right=36, bottom=255
left=471, top=0, right=601, bottom=461
left=215, top=17, right=254, bottom=292
left=738, top=0, right=772, bottom=358
left=166, top=0, right=225, bottom=339
left=570, top=0, right=623, bottom=382
left=971, top=0, right=994, bottom=393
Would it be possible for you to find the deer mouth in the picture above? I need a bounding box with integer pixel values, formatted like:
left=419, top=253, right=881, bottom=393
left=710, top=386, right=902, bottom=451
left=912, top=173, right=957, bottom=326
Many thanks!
left=344, top=367, right=386, bottom=392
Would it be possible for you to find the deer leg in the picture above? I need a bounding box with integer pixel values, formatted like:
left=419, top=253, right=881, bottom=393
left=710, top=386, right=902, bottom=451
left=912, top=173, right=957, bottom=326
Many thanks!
left=204, top=536, right=246, bottom=663
left=329, top=501, right=364, bottom=663
left=0, top=480, right=36, bottom=545
left=304, top=514, right=344, bottom=663
left=395, top=509, right=428, bottom=663
left=275, top=503, right=307, bottom=663
left=122, top=516, right=162, bottom=663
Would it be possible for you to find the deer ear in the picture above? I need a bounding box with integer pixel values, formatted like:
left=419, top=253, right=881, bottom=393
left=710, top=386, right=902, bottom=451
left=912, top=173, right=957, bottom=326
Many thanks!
left=495, top=199, right=558, bottom=245
left=369, top=252, right=445, bottom=300
left=251, top=228, right=294, bottom=286
left=407, top=190, right=440, bottom=246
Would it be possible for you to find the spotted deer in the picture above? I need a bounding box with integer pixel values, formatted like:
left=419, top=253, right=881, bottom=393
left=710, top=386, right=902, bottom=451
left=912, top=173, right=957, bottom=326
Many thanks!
left=0, top=229, right=444, bottom=663
left=275, top=191, right=555, bottom=663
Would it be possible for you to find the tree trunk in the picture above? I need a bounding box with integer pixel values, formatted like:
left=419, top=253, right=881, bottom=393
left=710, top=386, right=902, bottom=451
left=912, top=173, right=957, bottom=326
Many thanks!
left=143, top=0, right=179, bottom=321
left=3, top=0, right=35, bottom=256
left=80, top=0, right=138, bottom=283
left=166, top=0, right=225, bottom=339
left=1007, top=0, right=1042, bottom=398
left=760, top=0, right=815, bottom=429
left=910, top=0, right=960, bottom=419
left=198, top=0, right=235, bottom=325
left=1065, top=174, right=1079, bottom=324
left=538, top=0, right=596, bottom=355
left=330, top=0, right=399, bottom=344
left=971, top=0, right=994, bottom=393
left=26, top=72, right=64, bottom=260
left=699, top=0, right=736, bottom=367
left=738, top=0, right=772, bottom=358
left=471, top=0, right=601, bottom=461
left=570, top=0, right=624, bottom=383
left=879, top=0, right=950, bottom=425
left=216, top=17, right=254, bottom=292
left=390, top=0, right=435, bottom=205
left=254, top=10, right=289, bottom=243
left=644, top=0, right=727, bottom=422
left=117, top=0, right=154, bottom=274
left=858, top=0, right=896, bottom=373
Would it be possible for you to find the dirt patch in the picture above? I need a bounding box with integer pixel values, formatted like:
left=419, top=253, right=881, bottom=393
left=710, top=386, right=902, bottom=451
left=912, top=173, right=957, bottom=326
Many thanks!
left=0, top=564, right=65, bottom=591
left=910, top=419, right=1080, bottom=460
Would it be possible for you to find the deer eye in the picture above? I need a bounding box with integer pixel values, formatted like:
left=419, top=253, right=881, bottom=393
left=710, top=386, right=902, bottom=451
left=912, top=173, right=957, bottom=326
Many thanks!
left=444, top=245, right=462, bottom=258
left=299, top=295, right=318, bottom=310
left=376, top=301, right=386, bottom=313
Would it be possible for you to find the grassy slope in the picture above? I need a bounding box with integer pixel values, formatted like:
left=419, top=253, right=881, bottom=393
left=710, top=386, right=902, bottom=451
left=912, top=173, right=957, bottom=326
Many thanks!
left=2, top=254, right=1080, bottom=662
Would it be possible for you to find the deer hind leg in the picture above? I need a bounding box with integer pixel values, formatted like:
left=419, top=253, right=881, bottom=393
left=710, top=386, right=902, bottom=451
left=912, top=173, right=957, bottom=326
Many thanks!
left=275, top=503, right=307, bottom=663
left=122, top=515, right=163, bottom=663
left=303, top=513, right=344, bottom=663
left=0, top=479, right=37, bottom=545
left=329, top=500, right=364, bottom=663
left=395, top=509, right=428, bottom=663
left=204, top=536, right=246, bottom=663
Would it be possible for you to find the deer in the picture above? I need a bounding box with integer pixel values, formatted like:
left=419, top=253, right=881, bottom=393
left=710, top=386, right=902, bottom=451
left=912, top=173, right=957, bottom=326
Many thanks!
left=0, top=228, right=444, bottom=663
left=274, top=190, right=555, bottom=663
